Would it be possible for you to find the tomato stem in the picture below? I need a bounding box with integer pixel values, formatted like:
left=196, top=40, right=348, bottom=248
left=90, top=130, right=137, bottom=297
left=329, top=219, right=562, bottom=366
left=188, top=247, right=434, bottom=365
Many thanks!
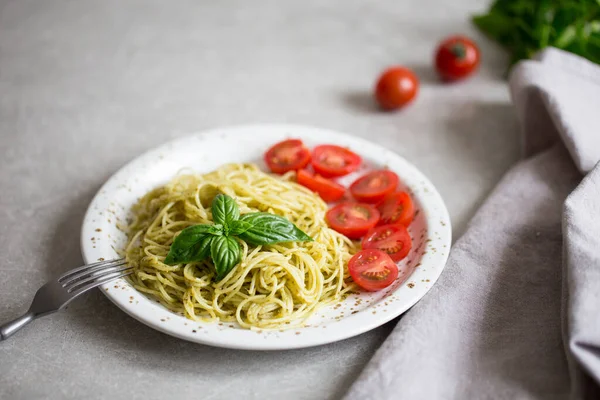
left=450, top=43, right=467, bottom=59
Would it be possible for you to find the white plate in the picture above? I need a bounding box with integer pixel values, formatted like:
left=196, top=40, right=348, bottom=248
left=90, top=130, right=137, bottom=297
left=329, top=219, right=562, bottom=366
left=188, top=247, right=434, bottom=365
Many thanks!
left=80, top=124, right=451, bottom=350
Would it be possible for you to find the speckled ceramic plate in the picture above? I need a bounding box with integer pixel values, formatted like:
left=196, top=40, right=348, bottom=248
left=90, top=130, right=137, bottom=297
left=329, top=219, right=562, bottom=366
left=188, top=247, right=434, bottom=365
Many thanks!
left=80, top=124, right=451, bottom=350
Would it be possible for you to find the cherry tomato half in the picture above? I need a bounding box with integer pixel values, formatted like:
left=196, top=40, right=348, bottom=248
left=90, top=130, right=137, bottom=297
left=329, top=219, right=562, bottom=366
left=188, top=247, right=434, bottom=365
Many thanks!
left=326, top=202, right=380, bottom=239
left=377, top=192, right=415, bottom=226
left=311, top=145, right=362, bottom=178
left=348, top=249, right=399, bottom=291
left=350, top=170, right=399, bottom=203
left=435, top=35, right=480, bottom=81
left=264, top=139, right=311, bottom=174
left=361, top=224, right=412, bottom=262
left=374, top=67, right=419, bottom=110
left=297, top=169, right=345, bottom=203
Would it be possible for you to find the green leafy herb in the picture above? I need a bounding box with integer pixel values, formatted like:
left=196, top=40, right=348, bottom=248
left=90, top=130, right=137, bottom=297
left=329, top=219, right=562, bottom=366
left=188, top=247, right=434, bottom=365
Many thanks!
left=229, top=220, right=253, bottom=236
left=473, top=0, right=600, bottom=68
left=211, top=194, right=240, bottom=228
left=210, top=235, right=241, bottom=280
left=164, top=194, right=312, bottom=280
left=163, top=225, right=221, bottom=265
left=237, top=213, right=313, bottom=245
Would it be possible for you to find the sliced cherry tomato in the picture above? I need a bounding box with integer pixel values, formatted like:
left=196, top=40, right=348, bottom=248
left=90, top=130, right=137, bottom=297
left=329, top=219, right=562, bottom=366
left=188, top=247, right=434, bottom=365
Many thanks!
left=350, top=170, right=399, bottom=203
left=264, top=139, right=311, bottom=174
left=297, top=169, right=345, bottom=203
left=435, top=36, right=480, bottom=81
left=348, top=249, right=398, bottom=291
left=377, top=192, right=415, bottom=226
left=311, top=145, right=362, bottom=178
left=361, top=224, right=412, bottom=262
left=374, top=67, right=419, bottom=110
left=326, top=202, right=380, bottom=239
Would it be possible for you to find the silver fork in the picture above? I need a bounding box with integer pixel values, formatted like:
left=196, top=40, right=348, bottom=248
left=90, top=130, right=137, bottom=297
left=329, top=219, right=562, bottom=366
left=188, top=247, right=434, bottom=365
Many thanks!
left=0, top=258, right=132, bottom=341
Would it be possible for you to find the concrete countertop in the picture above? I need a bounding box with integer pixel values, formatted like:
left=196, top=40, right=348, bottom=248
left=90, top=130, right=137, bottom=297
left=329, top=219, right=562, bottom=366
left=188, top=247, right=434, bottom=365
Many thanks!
left=0, top=1, right=519, bottom=399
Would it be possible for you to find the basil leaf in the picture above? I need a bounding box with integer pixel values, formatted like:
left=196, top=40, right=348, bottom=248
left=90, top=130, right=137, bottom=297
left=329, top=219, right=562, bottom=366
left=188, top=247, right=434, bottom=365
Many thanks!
left=211, top=194, right=240, bottom=228
left=210, top=235, right=241, bottom=280
left=164, top=225, right=218, bottom=265
left=230, top=220, right=253, bottom=236
left=237, top=213, right=313, bottom=245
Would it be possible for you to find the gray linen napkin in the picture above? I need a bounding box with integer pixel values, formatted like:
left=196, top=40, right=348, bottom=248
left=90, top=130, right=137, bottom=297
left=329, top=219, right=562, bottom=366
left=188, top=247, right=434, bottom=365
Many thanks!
left=344, top=48, right=600, bottom=400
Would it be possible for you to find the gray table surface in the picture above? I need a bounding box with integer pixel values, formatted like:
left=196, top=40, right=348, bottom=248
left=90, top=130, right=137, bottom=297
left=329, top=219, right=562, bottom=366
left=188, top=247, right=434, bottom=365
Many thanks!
left=0, top=1, right=520, bottom=399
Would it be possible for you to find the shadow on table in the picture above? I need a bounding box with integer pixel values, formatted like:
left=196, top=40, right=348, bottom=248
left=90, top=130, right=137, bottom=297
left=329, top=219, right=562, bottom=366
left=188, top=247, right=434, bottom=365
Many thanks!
left=45, top=181, right=396, bottom=400
left=404, top=63, right=438, bottom=84
left=341, top=90, right=379, bottom=114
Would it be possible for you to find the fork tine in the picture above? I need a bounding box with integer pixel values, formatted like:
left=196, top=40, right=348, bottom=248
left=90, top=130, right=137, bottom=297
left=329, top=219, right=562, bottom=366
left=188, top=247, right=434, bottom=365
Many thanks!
left=59, top=259, right=127, bottom=286
left=65, top=266, right=133, bottom=293
left=67, top=269, right=134, bottom=298
left=58, top=258, right=126, bottom=283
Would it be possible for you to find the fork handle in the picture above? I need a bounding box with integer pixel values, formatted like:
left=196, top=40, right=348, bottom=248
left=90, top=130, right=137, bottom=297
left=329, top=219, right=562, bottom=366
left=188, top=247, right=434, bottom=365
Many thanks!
left=0, top=312, right=35, bottom=341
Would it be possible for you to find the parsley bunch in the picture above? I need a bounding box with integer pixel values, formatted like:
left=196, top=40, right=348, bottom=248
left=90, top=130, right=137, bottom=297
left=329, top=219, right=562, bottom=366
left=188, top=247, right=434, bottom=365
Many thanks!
left=473, top=0, right=600, bottom=66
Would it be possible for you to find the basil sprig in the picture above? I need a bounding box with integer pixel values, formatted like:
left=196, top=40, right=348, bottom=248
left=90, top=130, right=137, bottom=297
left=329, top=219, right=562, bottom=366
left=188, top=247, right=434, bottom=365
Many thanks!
left=164, top=194, right=312, bottom=280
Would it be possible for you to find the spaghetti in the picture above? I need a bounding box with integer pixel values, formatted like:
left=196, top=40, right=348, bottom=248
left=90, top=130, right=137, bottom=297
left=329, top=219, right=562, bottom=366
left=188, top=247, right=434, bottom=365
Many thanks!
left=124, top=163, right=357, bottom=330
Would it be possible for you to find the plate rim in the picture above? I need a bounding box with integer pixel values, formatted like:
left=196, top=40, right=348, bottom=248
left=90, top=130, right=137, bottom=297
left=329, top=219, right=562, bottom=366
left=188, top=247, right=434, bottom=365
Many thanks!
left=80, top=123, right=451, bottom=350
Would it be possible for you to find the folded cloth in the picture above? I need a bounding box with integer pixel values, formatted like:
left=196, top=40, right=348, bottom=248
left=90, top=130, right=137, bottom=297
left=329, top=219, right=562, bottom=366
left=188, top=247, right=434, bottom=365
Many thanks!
left=343, top=48, right=600, bottom=400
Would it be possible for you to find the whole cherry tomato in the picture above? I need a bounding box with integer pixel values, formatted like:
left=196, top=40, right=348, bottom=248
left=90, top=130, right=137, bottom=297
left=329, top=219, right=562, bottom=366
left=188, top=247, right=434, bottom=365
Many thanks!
left=374, top=67, right=419, bottom=110
left=435, top=36, right=480, bottom=81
